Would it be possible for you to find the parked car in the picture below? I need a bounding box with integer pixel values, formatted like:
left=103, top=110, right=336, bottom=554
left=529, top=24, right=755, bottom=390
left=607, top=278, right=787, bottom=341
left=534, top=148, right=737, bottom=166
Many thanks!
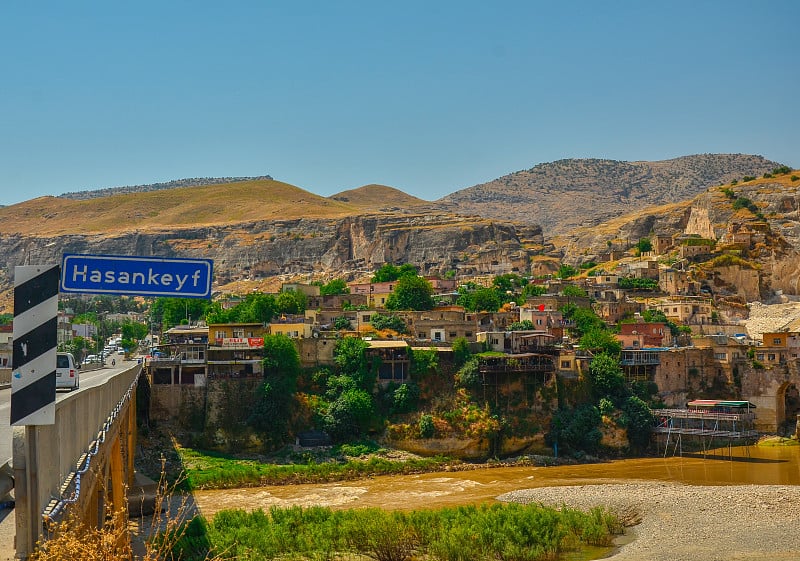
left=56, top=352, right=80, bottom=391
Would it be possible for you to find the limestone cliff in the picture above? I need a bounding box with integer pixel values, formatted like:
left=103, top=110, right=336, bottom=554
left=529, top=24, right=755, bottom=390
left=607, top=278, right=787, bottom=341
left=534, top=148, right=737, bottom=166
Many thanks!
left=555, top=173, right=800, bottom=301
left=0, top=213, right=547, bottom=308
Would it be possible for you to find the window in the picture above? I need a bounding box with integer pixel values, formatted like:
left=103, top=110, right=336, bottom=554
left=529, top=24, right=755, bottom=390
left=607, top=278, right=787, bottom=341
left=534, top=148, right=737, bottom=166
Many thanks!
left=561, top=360, right=571, bottom=368
left=363, top=315, right=371, bottom=322
left=768, top=353, right=776, bottom=361
left=773, top=338, right=782, bottom=345
left=449, top=332, right=457, bottom=338
left=233, top=329, right=244, bottom=338
left=215, top=331, right=225, bottom=339
left=757, top=353, right=765, bottom=361
left=714, top=352, right=727, bottom=360
left=418, top=333, right=425, bottom=338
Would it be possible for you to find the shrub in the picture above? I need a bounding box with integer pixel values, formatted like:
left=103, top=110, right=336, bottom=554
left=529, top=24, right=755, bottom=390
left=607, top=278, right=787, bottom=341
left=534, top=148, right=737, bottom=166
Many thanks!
left=791, top=175, right=799, bottom=182
left=773, top=165, right=791, bottom=175
left=391, top=383, right=420, bottom=414
left=333, top=316, right=352, bottom=330
left=598, top=397, right=615, bottom=416
left=418, top=414, right=435, bottom=438
left=742, top=175, right=756, bottom=182
left=454, top=357, right=481, bottom=391
left=370, top=313, right=407, bottom=333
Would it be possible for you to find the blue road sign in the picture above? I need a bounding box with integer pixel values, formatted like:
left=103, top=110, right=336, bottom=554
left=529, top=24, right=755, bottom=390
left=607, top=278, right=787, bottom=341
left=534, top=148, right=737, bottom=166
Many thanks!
left=61, top=254, right=213, bottom=298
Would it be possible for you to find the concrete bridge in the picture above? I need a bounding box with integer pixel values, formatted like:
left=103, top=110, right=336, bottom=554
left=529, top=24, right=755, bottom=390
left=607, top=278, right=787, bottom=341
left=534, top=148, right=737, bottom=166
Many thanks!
left=5, top=362, right=141, bottom=559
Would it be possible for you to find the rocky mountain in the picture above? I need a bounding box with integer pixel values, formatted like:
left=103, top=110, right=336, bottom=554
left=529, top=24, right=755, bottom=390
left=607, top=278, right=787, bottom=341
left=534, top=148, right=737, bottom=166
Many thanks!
left=554, top=171, right=800, bottom=301
left=438, top=154, right=782, bottom=235
left=0, top=180, right=547, bottom=310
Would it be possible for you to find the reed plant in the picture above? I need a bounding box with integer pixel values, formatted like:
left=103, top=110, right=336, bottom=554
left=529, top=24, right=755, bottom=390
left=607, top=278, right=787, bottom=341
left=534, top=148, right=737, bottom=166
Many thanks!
left=179, top=446, right=452, bottom=489
left=180, top=502, right=623, bottom=561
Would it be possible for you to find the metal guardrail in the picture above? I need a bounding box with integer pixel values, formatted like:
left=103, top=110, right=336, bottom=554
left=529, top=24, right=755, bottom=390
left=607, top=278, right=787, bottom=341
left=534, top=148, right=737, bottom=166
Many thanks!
left=43, top=369, right=141, bottom=521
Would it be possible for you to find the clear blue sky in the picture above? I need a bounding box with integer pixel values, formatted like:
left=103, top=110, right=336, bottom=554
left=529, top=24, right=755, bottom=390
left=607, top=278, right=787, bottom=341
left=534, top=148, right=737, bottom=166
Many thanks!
left=1, top=1, right=797, bottom=206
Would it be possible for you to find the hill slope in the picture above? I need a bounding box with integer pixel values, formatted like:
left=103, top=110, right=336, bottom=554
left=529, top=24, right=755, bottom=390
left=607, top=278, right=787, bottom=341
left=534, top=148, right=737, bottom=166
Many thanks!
left=0, top=179, right=360, bottom=235
left=329, top=184, right=429, bottom=211
left=438, top=154, right=783, bottom=235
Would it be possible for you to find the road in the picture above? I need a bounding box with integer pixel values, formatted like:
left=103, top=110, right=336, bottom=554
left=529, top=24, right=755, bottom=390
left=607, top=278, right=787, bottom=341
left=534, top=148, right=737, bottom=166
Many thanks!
left=0, top=353, right=137, bottom=464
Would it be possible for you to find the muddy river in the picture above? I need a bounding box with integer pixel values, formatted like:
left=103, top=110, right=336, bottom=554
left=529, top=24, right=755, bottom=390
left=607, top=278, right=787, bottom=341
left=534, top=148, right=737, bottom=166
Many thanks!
left=191, top=445, right=800, bottom=518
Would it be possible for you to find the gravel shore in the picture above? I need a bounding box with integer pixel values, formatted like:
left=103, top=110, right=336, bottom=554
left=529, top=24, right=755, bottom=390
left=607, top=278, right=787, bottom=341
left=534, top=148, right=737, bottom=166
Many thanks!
left=498, top=482, right=800, bottom=561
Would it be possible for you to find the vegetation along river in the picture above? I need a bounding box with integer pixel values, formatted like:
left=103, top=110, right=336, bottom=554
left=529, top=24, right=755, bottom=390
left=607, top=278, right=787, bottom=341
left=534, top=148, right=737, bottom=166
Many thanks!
left=186, top=445, right=800, bottom=560
left=191, top=445, right=800, bottom=517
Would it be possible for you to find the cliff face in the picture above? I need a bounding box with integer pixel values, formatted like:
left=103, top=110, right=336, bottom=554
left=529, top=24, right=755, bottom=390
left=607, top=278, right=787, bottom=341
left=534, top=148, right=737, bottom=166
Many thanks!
left=0, top=213, right=547, bottom=303
left=555, top=174, right=800, bottom=301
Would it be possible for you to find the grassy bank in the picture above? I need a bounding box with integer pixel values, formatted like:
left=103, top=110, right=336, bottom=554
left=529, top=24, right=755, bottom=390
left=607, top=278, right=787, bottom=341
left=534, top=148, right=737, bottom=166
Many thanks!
left=178, top=445, right=455, bottom=490
left=175, top=503, right=623, bottom=561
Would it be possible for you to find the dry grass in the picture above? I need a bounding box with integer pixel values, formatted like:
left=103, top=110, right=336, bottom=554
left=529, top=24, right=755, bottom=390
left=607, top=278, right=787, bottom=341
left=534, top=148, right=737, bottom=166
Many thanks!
left=329, top=183, right=431, bottom=210
left=32, top=461, right=220, bottom=561
left=0, top=179, right=361, bottom=236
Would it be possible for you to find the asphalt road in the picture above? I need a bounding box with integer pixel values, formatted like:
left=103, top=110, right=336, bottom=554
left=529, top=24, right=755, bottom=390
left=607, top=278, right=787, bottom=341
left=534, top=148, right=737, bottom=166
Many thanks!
left=0, top=354, right=136, bottom=465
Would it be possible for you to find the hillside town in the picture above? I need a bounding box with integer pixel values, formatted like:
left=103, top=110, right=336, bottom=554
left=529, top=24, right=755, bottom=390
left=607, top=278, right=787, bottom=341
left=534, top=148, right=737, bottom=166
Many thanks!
left=37, top=223, right=800, bottom=443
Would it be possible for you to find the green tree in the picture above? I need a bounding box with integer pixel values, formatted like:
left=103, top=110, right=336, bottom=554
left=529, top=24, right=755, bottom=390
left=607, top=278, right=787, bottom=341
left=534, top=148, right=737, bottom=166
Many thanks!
left=562, top=285, right=587, bottom=298
left=454, top=356, right=481, bottom=391
left=369, top=313, right=407, bottom=333
left=457, top=286, right=501, bottom=312
left=562, top=305, right=605, bottom=337
left=276, top=290, right=307, bottom=315
left=622, top=396, right=654, bottom=451
left=521, top=284, right=547, bottom=299
left=636, top=238, right=653, bottom=254
left=410, top=347, right=438, bottom=377
left=546, top=404, right=602, bottom=455
left=334, top=337, right=372, bottom=391
left=320, top=278, right=350, bottom=296
left=151, top=297, right=212, bottom=329
left=588, top=353, right=626, bottom=402
left=324, top=388, right=375, bottom=441
left=451, top=337, right=471, bottom=367
left=508, top=320, right=536, bottom=331
left=372, top=263, right=418, bottom=282
left=262, top=334, right=301, bottom=378
left=246, top=334, right=301, bottom=448
left=580, top=328, right=622, bottom=356
left=557, top=264, right=579, bottom=279
left=390, top=383, right=420, bottom=414
left=386, top=276, right=434, bottom=311
left=333, top=316, right=352, bottom=330
left=492, top=274, right=526, bottom=293
left=248, top=374, right=298, bottom=449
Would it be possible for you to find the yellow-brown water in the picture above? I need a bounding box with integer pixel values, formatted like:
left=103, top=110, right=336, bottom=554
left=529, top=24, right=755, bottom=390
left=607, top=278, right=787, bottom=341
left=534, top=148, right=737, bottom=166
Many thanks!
left=192, top=445, right=800, bottom=517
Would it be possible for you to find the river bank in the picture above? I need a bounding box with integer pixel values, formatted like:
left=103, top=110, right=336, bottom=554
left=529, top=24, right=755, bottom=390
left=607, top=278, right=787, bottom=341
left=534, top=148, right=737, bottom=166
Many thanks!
left=500, top=482, right=800, bottom=561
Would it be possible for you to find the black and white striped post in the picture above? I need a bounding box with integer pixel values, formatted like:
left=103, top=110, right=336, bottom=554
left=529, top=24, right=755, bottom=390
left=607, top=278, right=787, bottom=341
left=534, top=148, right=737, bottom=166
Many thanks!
left=11, top=264, right=59, bottom=426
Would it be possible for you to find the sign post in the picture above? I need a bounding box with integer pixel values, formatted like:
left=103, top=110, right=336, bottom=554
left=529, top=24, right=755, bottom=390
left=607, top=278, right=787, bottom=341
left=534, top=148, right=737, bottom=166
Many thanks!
left=60, top=254, right=213, bottom=298
left=11, top=265, right=59, bottom=426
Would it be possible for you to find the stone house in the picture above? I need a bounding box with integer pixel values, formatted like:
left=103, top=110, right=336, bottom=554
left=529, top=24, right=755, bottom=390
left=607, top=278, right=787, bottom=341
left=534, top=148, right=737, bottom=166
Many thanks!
left=617, top=320, right=668, bottom=348
left=207, top=322, right=268, bottom=379
left=650, top=297, right=713, bottom=325
left=269, top=314, right=312, bottom=338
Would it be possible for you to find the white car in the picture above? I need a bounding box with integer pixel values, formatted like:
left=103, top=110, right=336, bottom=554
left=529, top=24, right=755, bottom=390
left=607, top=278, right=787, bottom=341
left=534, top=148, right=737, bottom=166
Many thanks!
left=56, top=352, right=80, bottom=391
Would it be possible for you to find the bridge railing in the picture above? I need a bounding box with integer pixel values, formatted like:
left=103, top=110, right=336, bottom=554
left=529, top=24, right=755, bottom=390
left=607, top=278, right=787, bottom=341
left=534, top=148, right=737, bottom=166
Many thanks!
left=14, top=364, right=140, bottom=558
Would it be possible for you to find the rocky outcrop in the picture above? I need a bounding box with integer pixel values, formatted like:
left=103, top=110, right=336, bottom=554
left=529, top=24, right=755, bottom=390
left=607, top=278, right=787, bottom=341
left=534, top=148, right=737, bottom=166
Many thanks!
left=439, top=154, right=782, bottom=235
left=0, top=213, right=549, bottom=300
